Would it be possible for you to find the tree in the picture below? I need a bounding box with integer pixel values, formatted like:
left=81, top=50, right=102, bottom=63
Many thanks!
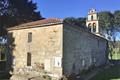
left=98, top=11, right=120, bottom=39
left=98, top=11, right=120, bottom=60
left=98, top=11, right=114, bottom=35
left=0, top=0, right=43, bottom=35
left=114, top=10, right=120, bottom=28
left=64, top=17, right=86, bottom=28
left=114, top=10, right=120, bottom=36
left=8, top=0, right=43, bottom=24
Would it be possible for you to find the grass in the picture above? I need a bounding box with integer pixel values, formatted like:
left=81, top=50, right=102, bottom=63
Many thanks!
left=0, top=73, right=11, bottom=80
left=112, top=53, right=120, bottom=60
left=90, top=65, right=120, bottom=80
left=109, top=53, right=120, bottom=60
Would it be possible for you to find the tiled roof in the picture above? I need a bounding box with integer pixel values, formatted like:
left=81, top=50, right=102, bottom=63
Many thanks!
left=7, top=18, right=63, bottom=30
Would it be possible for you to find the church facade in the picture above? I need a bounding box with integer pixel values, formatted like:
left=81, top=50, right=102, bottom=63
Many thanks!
left=8, top=9, right=108, bottom=80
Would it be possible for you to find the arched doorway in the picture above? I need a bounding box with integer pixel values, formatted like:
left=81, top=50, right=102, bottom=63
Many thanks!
left=88, top=23, right=92, bottom=32
left=93, top=23, right=96, bottom=33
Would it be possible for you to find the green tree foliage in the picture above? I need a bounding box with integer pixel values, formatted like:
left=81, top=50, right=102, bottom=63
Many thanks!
left=98, top=11, right=120, bottom=39
left=64, top=17, right=86, bottom=28
left=98, top=11, right=116, bottom=42
left=98, top=11, right=120, bottom=60
left=8, top=0, right=43, bottom=24
left=114, top=10, right=120, bottom=27
left=0, top=0, right=43, bottom=35
left=98, top=11, right=114, bottom=31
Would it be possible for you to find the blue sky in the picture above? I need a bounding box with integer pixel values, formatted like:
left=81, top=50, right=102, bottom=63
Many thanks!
left=33, top=0, right=120, bottom=18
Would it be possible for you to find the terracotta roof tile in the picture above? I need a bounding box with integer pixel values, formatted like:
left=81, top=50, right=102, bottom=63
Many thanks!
left=7, top=18, right=63, bottom=30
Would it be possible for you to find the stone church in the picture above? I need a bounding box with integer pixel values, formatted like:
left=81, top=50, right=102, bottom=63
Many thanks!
left=7, top=9, right=108, bottom=80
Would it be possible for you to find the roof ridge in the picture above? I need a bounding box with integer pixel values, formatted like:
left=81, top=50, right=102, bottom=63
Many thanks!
left=19, top=18, right=63, bottom=26
left=7, top=18, right=63, bottom=30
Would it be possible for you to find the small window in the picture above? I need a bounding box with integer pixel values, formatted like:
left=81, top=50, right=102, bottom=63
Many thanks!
left=93, top=23, right=96, bottom=32
left=1, top=53, right=6, bottom=60
left=0, top=53, right=6, bottom=71
left=91, top=15, right=94, bottom=20
left=28, top=32, right=32, bottom=43
left=0, top=53, right=6, bottom=61
left=88, top=23, right=91, bottom=32
left=27, top=52, right=31, bottom=66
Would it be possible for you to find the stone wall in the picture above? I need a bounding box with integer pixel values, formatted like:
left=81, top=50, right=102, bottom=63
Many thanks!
left=8, top=24, right=63, bottom=79
left=63, top=24, right=108, bottom=75
left=8, top=23, right=108, bottom=80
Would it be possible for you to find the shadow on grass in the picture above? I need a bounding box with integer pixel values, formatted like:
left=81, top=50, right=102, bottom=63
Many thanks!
left=0, top=73, right=11, bottom=80
left=90, top=65, right=120, bottom=80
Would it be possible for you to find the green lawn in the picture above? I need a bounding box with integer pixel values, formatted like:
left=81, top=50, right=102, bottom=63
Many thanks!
left=90, top=65, right=120, bottom=80
left=112, top=54, right=120, bottom=60
left=109, top=53, right=120, bottom=60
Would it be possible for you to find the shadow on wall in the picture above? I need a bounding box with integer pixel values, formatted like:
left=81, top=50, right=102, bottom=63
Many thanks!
left=0, top=32, right=15, bottom=79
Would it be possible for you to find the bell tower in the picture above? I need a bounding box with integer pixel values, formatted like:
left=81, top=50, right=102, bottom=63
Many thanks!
left=86, top=8, right=100, bottom=35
